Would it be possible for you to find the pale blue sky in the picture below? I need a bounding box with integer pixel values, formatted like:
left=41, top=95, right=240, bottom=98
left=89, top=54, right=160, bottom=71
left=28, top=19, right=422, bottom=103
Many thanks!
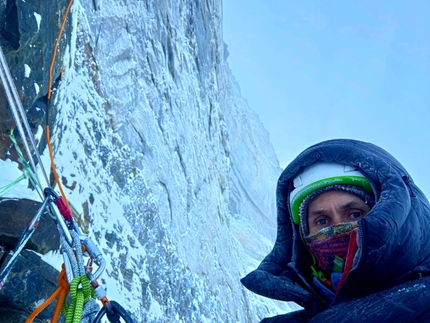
left=223, top=1, right=430, bottom=196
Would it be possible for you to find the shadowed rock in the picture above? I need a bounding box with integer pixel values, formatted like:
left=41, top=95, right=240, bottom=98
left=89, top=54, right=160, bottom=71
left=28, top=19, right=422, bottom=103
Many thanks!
left=0, top=249, right=64, bottom=323
left=0, top=198, right=60, bottom=253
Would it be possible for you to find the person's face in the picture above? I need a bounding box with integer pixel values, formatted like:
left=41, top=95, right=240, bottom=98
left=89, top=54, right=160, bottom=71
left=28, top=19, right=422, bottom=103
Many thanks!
left=307, top=191, right=371, bottom=235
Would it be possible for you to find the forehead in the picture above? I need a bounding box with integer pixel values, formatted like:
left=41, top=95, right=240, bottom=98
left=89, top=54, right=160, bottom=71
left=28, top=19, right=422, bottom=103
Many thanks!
left=308, top=190, right=365, bottom=210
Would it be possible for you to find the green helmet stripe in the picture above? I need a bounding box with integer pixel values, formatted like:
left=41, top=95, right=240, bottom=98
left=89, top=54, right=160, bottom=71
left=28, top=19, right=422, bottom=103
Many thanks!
left=290, top=176, right=372, bottom=225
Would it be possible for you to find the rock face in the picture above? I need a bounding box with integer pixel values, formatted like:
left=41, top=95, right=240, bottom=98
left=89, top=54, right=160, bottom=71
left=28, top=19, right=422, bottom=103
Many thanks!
left=0, top=199, right=60, bottom=253
left=0, top=0, right=290, bottom=322
left=0, top=0, right=68, bottom=254
left=0, top=250, right=63, bottom=323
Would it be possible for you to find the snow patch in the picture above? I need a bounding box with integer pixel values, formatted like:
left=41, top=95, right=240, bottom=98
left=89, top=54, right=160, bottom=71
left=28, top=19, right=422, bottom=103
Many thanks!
left=24, top=64, right=31, bottom=78
left=149, top=301, right=163, bottom=319
left=34, top=12, right=41, bottom=33
left=41, top=250, right=63, bottom=272
left=35, top=125, right=43, bottom=144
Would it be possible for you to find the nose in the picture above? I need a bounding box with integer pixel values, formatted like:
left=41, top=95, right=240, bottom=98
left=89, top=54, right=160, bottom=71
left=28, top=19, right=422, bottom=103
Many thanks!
left=331, top=213, right=344, bottom=225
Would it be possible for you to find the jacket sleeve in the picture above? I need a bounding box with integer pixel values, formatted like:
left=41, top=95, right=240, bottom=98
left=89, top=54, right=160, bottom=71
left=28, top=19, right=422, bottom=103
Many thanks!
left=260, top=310, right=308, bottom=323
left=241, top=267, right=315, bottom=306
left=308, top=277, right=430, bottom=323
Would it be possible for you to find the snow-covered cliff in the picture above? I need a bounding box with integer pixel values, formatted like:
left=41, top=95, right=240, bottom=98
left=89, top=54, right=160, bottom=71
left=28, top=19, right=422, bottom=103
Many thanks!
left=0, top=0, right=297, bottom=321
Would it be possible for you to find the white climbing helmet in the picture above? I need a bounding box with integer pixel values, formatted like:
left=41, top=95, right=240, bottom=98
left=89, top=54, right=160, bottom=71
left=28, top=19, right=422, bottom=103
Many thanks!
left=289, top=161, right=373, bottom=225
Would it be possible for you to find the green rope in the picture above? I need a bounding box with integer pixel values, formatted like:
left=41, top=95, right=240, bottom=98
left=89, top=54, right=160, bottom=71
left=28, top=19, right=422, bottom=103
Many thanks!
left=4, top=130, right=44, bottom=201
left=63, top=274, right=96, bottom=323
left=0, top=174, right=26, bottom=197
left=10, top=130, right=43, bottom=187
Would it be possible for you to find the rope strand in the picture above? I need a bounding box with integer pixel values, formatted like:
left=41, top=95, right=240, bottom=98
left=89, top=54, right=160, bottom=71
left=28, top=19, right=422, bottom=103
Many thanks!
left=0, top=47, right=48, bottom=187
left=45, top=0, right=75, bottom=208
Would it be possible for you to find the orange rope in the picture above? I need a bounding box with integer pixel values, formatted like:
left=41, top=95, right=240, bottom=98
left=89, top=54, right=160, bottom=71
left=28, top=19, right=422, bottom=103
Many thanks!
left=46, top=125, right=71, bottom=209
left=51, top=266, right=70, bottom=323
left=25, top=266, right=70, bottom=323
left=26, top=3, right=81, bottom=323
left=47, top=0, right=74, bottom=100
left=45, top=0, right=74, bottom=209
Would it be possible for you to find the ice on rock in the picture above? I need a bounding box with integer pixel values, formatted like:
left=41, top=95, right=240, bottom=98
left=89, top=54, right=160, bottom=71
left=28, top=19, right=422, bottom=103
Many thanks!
left=27, top=0, right=293, bottom=321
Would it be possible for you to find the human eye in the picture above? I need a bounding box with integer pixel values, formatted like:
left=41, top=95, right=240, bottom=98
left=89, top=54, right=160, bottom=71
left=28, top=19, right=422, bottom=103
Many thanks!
left=315, top=218, right=329, bottom=226
left=349, top=211, right=365, bottom=220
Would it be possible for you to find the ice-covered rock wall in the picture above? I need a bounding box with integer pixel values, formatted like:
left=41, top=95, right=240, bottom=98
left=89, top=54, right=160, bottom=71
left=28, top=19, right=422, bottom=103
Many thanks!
left=0, top=0, right=296, bottom=321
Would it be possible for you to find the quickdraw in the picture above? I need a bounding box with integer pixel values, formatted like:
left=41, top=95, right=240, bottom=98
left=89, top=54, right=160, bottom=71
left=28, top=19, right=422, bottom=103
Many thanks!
left=0, top=197, right=49, bottom=290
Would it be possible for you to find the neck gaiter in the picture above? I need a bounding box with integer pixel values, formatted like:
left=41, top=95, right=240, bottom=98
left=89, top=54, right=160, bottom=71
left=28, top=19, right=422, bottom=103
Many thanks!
left=303, top=222, right=358, bottom=275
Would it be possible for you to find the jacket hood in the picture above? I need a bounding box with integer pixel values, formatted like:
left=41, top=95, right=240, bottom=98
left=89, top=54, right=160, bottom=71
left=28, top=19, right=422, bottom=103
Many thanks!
left=242, top=139, right=430, bottom=305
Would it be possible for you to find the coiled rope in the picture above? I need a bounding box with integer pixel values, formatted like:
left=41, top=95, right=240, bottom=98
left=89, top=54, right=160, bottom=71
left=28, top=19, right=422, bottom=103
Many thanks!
left=60, top=231, right=99, bottom=323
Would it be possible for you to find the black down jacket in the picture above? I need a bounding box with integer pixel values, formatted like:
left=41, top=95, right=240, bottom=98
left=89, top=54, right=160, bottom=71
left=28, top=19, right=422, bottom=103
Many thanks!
left=241, top=139, right=430, bottom=322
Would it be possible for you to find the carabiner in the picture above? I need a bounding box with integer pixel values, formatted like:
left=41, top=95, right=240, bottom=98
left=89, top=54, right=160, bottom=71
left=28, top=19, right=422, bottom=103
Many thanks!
left=92, top=300, right=135, bottom=323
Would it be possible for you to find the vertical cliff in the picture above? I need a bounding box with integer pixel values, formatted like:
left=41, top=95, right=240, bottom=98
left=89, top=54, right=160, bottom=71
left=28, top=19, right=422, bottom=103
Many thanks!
left=0, top=0, right=294, bottom=321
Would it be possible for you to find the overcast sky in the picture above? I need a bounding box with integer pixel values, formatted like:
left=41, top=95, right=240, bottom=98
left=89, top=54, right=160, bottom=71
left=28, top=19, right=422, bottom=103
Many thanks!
left=223, top=1, right=430, bottom=196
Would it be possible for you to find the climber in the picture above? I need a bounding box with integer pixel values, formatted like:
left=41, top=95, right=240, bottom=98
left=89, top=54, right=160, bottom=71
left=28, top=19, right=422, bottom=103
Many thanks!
left=241, top=139, right=430, bottom=322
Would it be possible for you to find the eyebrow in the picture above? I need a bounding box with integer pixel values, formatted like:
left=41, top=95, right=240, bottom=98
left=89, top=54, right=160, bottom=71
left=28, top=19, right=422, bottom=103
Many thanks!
left=308, top=209, right=328, bottom=218
left=339, top=200, right=363, bottom=211
left=308, top=200, right=365, bottom=218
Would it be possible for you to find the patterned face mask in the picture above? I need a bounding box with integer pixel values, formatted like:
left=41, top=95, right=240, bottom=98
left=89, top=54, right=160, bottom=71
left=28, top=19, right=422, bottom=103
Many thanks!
left=303, top=222, right=359, bottom=275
